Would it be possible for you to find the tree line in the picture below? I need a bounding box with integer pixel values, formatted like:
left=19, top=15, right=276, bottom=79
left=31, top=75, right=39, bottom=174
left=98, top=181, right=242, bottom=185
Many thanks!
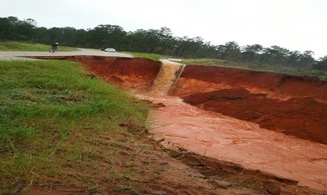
left=0, top=16, right=326, bottom=70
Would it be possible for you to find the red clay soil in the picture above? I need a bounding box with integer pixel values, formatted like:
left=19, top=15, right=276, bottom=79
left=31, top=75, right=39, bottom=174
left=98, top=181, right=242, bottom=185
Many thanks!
left=33, top=56, right=161, bottom=92
left=170, top=65, right=327, bottom=144
left=170, top=65, right=327, bottom=102
left=182, top=88, right=327, bottom=144
left=31, top=57, right=327, bottom=144
left=77, top=56, right=161, bottom=92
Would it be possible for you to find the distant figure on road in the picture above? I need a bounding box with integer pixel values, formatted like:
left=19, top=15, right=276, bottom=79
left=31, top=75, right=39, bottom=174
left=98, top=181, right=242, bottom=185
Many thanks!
left=49, top=43, right=59, bottom=53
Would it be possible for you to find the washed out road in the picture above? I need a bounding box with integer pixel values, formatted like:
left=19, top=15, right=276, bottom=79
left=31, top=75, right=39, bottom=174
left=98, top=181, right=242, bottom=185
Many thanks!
left=2, top=50, right=326, bottom=192
left=0, top=49, right=132, bottom=60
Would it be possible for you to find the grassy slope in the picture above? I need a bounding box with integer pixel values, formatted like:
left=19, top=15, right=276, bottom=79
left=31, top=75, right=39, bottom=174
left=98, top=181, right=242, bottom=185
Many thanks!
left=1, top=60, right=240, bottom=195
left=2, top=60, right=246, bottom=195
left=181, top=58, right=327, bottom=81
left=0, top=41, right=77, bottom=51
left=0, top=60, right=152, bottom=193
left=123, top=51, right=162, bottom=61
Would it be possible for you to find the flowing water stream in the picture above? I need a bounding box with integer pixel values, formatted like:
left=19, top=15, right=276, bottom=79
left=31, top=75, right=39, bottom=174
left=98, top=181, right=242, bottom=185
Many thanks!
left=150, top=60, right=185, bottom=95
left=137, top=60, right=327, bottom=191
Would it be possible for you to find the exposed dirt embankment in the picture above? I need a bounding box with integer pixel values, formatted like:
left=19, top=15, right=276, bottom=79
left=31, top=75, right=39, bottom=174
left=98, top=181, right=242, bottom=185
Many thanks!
left=33, top=56, right=161, bottom=92
left=31, top=57, right=326, bottom=144
left=81, top=57, right=161, bottom=92
left=170, top=65, right=327, bottom=144
left=183, top=88, right=327, bottom=144
left=170, top=65, right=327, bottom=102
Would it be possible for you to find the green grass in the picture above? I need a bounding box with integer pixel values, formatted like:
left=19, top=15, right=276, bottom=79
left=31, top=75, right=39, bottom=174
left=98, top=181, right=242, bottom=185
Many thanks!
left=180, top=58, right=235, bottom=66
left=0, top=60, right=151, bottom=194
left=181, top=58, right=327, bottom=81
left=0, top=41, right=77, bottom=51
left=123, top=51, right=163, bottom=61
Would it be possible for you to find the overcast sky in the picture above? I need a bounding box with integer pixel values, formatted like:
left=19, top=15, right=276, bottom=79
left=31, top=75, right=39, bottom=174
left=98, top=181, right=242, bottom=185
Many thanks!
left=1, top=0, right=326, bottom=59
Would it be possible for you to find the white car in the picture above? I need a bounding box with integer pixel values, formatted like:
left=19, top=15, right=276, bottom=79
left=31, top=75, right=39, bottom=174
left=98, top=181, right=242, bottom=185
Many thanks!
left=104, top=48, right=116, bottom=52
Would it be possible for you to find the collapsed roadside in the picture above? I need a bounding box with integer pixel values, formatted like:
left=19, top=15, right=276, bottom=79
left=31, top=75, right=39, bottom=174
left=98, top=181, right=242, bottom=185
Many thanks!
left=1, top=58, right=325, bottom=195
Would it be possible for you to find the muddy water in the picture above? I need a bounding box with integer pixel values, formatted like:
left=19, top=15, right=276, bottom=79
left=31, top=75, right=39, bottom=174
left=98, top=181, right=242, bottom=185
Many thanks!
left=138, top=94, right=327, bottom=191
left=134, top=60, right=327, bottom=191
left=151, top=60, right=184, bottom=95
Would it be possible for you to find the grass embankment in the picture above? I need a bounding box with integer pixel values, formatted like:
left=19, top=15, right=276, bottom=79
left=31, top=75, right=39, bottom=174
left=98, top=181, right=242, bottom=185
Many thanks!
left=123, top=52, right=162, bottom=61
left=0, top=60, right=154, bottom=194
left=181, top=58, right=327, bottom=81
left=0, top=41, right=77, bottom=52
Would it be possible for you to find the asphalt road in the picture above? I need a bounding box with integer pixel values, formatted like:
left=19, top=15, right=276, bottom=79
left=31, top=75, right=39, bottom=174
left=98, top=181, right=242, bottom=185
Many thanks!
left=0, top=48, right=132, bottom=60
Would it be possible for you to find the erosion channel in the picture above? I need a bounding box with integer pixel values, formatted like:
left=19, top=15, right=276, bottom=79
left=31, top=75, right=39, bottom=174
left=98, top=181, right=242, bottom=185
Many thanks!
left=33, top=56, right=327, bottom=192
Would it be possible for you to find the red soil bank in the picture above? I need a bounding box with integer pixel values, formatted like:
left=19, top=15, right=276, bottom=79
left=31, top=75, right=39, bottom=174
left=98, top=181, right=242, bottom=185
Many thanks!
left=34, top=56, right=161, bottom=92
left=170, top=65, right=327, bottom=144
left=183, top=88, right=327, bottom=144
left=76, top=56, right=161, bottom=92
left=170, top=65, right=327, bottom=102
left=31, top=57, right=327, bottom=144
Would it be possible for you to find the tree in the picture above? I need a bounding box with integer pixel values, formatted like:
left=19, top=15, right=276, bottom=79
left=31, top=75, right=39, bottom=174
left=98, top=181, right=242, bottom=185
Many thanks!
left=312, top=56, right=327, bottom=71
left=86, top=24, right=126, bottom=49
left=0, top=16, right=36, bottom=40
left=286, top=50, right=301, bottom=67
left=155, top=27, right=175, bottom=54
left=297, top=50, right=315, bottom=69
left=220, top=41, right=241, bottom=60
left=242, top=44, right=263, bottom=62
left=260, top=46, right=289, bottom=65
left=0, top=17, right=12, bottom=39
left=1, top=16, right=326, bottom=70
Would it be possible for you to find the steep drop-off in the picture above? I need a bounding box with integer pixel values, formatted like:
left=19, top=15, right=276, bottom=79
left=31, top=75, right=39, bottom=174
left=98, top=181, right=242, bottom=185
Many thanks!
left=169, top=65, right=327, bottom=102
left=79, top=56, right=161, bottom=92
left=32, top=56, right=327, bottom=144
left=170, top=65, right=327, bottom=144
left=183, top=88, right=327, bottom=144
left=33, top=56, right=161, bottom=92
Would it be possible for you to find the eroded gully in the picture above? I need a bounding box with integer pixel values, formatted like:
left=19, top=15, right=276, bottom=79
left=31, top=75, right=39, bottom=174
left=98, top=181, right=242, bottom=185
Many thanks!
left=138, top=94, right=327, bottom=191
left=29, top=56, right=327, bottom=191
left=135, top=60, right=327, bottom=191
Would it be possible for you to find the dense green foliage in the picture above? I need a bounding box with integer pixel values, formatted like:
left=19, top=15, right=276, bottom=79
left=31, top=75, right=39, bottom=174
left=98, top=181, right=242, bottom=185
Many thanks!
left=0, top=60, right=150, bottom=192
left=0, top=16, right=326, bottom=70
left=312, top=56, right=327, bottom=71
